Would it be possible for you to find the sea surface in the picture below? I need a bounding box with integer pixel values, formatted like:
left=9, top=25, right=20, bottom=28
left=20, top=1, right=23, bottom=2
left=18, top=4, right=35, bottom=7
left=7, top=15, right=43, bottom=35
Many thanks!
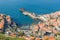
left=0, top=0, right=60, bottom=26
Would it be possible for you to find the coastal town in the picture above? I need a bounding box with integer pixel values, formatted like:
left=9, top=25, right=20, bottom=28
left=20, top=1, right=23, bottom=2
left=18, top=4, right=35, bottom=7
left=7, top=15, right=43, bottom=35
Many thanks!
left=0, top=8, right=60, bottom=40
left=21, top=8, right=60, bottom=40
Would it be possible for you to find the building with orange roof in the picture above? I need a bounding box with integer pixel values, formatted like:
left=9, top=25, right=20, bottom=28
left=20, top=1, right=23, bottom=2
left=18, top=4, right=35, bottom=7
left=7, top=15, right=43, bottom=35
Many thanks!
left=38, top=23, right=45, bottom=29
left=33, top=25, right=39, bottom=31
left=35, top=38, right=40, bottom=40
left=49, top=36, right=55, bottom=40
left=0, top=18, right=4, bottom=29
left=10, top=33, right=16, bottom=37
left=52, top=29, right=58, bottom=34
left=52, top=21, right=58, bottom=27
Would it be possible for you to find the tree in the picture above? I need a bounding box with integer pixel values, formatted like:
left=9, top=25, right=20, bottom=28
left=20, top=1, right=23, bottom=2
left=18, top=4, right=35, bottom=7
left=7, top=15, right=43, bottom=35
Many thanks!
left=18, top=31, right=25, bottom=36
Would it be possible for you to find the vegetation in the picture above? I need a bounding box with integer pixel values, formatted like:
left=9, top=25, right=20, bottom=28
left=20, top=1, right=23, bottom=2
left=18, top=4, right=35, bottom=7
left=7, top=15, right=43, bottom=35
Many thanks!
left=55, top=33, right=60, bottom=40
left=0, top=33, right=25, bottom=40
left=56, top=38, right=60, bottom=40
left=19, top=31, right=25, bottom=36
left=0, top=19, right=2, bottom=22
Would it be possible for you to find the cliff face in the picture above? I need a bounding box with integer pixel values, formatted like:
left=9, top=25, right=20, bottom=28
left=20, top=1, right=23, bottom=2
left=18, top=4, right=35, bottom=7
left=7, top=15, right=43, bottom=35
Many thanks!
left=0, top=14, right=17, bottom=33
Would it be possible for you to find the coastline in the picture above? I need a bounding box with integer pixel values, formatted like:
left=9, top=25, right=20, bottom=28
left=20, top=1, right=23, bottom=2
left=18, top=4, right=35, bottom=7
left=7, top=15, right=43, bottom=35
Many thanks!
left=0, top=9, right=60, bottom=40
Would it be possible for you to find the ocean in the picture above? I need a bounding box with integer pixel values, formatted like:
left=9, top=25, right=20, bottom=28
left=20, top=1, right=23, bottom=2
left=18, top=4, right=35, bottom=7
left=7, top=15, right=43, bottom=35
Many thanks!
left=0, top=0, right=60, bottom=26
